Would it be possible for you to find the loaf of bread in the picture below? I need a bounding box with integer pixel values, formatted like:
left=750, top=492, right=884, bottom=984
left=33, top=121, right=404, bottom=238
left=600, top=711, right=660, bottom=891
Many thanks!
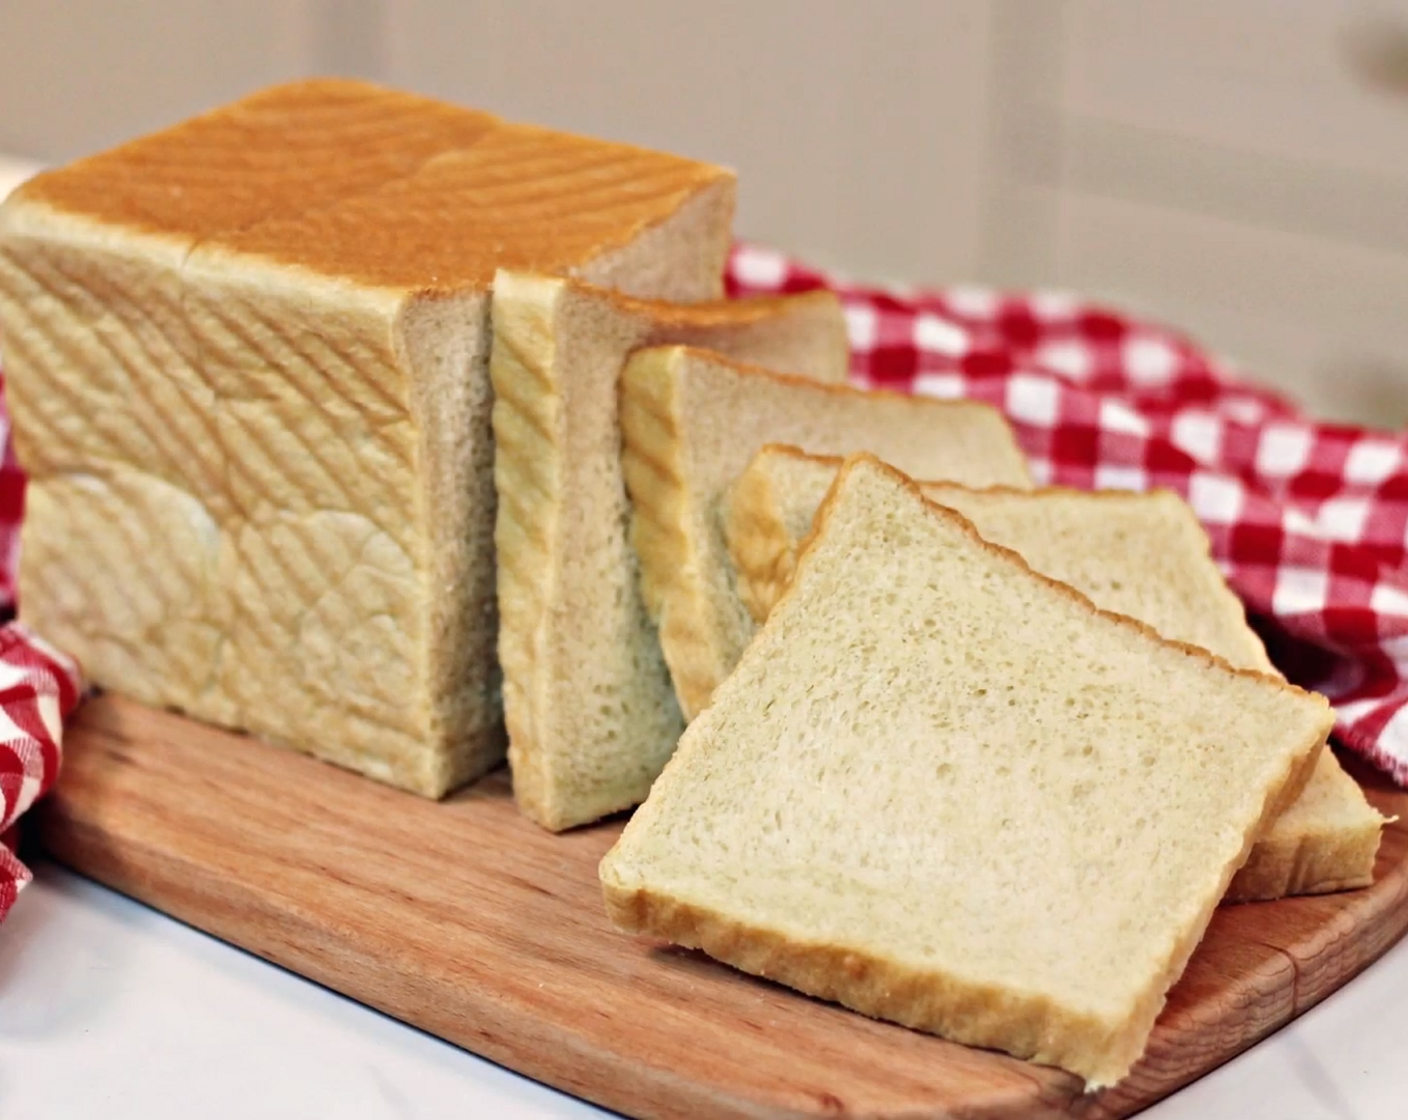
left=601, top=454, right=1333, bottom=1088
left=490, top=272, right=847, bottom=830
left=619, top=345, right=1033, bottom=720
left=0, top=79, right=736, bottom=796
left=725, top=445, right=1383, bottom=902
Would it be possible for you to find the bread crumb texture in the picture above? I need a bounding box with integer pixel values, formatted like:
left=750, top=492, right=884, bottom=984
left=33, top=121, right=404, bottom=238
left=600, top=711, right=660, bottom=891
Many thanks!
left=620, top=345, right=1033, bottom=721
left=491, top=274, right=848, bottom=830
left=724, top=446, right=1384, bottom=901
left=602, top=455, right=1332, bottom=1088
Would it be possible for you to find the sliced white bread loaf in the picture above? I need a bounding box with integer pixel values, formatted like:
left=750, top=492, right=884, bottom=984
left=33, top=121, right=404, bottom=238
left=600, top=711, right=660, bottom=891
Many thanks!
left=724, top=444, right=1384, bottom=902
left=0, top=79, right=736, bottom=798
left=601, top=454, right=1333, bottom=1088
left=619, top=345, right=1033, bottom=721
left=490, top=272, right=848, bottom=831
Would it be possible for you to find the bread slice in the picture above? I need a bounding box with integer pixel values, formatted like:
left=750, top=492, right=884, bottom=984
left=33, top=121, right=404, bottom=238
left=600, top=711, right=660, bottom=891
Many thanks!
left=0, top=78, right=736, bottom=797
left=490, top=272, right=847, bottom=831
left=1225, top=753, right=1385, bottom=900
left=619, top=345, right=1033, bottom=721
left=724, top=445, right=1384, bottom=901
left=601, top=454, right=1333, bottom=1088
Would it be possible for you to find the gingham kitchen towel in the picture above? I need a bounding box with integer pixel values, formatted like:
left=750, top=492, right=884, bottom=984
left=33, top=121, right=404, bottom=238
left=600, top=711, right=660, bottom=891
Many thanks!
left=728, top=243, right=1408, bottom=786
left=0, top=614, right=82, bottom=923
left=3, top=242, right=1408, bottom=921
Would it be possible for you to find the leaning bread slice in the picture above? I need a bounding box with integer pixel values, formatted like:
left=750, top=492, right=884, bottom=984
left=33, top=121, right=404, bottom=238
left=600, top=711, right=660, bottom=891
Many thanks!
left=724, top=444, right=1384, bottom=902
left=491, top=272, right=847, bottom=831
left=601, top=454, right=1333, bottom=1088
left=619, top=345, right=1032, bottom=721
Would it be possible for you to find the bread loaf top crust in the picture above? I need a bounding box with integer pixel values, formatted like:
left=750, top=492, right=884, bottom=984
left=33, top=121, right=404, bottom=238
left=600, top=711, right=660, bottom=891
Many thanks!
left=8, top=78, right=734, bottom=295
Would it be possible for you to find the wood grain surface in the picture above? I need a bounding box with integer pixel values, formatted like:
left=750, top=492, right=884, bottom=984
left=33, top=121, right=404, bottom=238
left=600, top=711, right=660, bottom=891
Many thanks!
left=37, top=695, right=1408, bottom=1119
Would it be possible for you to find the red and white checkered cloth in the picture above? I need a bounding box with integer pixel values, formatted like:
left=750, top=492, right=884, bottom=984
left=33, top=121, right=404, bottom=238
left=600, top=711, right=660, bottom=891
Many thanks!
left=727, top=243, right=1408, bottom=787
left=0, top=368, right=84, bottom=924
left=2, top=242, right=1408, bottom=920
left=0, top=620, right=82, bottom=922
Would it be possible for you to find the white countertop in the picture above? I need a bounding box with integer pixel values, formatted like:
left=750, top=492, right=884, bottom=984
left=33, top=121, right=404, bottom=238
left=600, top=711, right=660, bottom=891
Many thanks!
left=3, top=153, right=1407, bottom=1118
left=1, top=861, right=600, bottom=1120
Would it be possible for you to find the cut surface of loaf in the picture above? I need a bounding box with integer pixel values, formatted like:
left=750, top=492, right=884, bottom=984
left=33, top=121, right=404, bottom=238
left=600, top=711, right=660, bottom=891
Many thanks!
left=724, top=444, right=1384, bottom=902
left=0, top=78, right=736, bottom=797
left=490, top=272, right=848, bottom=831
left=601, top=454, right=1333, bottom=1088
left=619, top=345, right=1033, bottom=721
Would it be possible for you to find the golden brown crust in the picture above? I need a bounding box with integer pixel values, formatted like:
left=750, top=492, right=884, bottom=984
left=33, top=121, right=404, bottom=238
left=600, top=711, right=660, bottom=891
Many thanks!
left=619, top=349, right=724, bottom=720
left=488, top=277, right=565, bottom=827
left=722, top=457, right=796, bottom=626
left=600, top=876, right=1134, bottom=1087
left=728, top=444, right=1208, bottom=627
left=206, top=125, right=732, bottom=294
left=10, top=80, right=732, bottom=297
left=497, top=273, right=846, bottom=350
left=13, top=79, right=499, bottom=241
left=610, top=288, right=844, bottom=331
left=662, top=345, right=1005, bottom=409
left=1112, top=720, right=1316, bottom=1084
left=725, top=445, right=842, bottom=625
left=752, top=442, right=1187, bottom=504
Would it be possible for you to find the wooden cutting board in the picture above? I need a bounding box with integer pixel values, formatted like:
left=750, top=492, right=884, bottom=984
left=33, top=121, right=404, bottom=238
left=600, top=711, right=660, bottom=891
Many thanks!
left=37, top=695, right=1408, bottom=1119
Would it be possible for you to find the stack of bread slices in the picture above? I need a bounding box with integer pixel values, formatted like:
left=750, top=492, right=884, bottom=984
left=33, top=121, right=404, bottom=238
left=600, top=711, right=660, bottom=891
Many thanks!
left=0, top=80, right=1381, bottom=1088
